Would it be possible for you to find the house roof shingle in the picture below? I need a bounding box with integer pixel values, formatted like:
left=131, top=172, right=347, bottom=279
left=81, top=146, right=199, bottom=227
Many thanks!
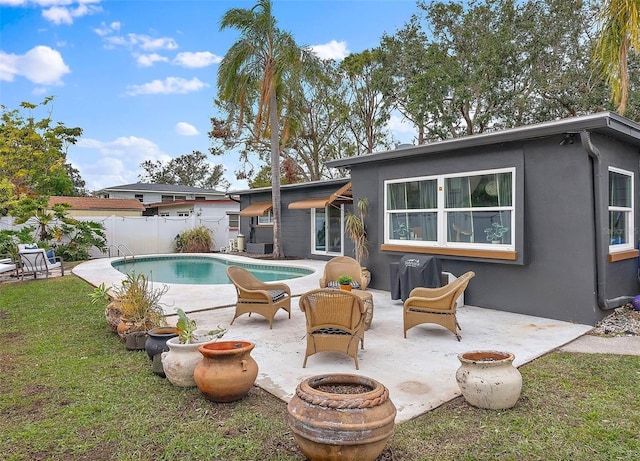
left=98, top=182, right=226, bottom=195
left=49, top=196, right=145, bottom=211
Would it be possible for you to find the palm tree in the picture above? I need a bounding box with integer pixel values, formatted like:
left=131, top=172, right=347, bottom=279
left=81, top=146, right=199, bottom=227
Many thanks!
left=218, top=0, right=312, bottom=258
left=593, top=0, right=640, bottom=115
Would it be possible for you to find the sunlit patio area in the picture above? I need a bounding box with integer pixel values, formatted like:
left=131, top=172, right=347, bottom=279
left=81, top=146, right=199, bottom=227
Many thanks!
left=73, top=254, right=593, bottom=423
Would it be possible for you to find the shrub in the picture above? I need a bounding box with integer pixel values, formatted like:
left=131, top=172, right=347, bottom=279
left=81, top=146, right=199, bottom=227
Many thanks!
left=174, top=226, right=214, bottom=253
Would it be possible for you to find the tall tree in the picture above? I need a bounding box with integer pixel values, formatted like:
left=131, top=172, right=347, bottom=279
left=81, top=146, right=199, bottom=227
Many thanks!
left=593, top=0, right=640, bottom=115
left=138, top=150, right=229, bottom=190
left=0, top=97, right=84, bottom=198
left=340, top=49, right=392, bottom=153
left=216, top=0, right=315, bottom=258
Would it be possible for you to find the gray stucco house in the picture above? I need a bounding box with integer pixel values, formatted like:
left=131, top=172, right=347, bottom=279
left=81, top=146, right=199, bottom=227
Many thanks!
left=237, top=112, right=640, bottom=325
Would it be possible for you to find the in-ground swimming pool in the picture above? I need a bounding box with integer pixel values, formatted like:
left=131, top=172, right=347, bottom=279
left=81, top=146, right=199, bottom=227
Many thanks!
left=111, top=255, right=313, bottom=285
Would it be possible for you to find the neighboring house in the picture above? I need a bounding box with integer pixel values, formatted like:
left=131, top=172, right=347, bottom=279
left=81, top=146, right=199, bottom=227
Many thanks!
left=237, top=179, right=352, bottom=256
left=238, top=112, right=640, bottom=326
left=97, top=183, right=227, bottom=207
left=48, top=196, right=145, bottom=217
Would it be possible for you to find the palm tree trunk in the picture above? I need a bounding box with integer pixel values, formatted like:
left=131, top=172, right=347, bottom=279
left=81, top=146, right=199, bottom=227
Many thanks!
left=269, top=87, right=284, bottom=259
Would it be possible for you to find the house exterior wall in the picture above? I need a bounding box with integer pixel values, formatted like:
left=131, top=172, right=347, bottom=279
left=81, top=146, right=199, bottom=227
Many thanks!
left=64, top=209, right=143, bottom=217
left=239, top=181, right=353, bottom=259
left=351, top=132, right=638, bottom=325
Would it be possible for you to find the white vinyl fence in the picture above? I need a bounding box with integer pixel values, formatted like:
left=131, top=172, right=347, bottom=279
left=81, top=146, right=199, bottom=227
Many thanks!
left=0, top=215, right=236, bottom=258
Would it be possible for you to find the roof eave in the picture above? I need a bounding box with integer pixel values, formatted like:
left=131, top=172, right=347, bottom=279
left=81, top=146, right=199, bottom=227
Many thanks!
left=327, top=112, right=640, bottom=169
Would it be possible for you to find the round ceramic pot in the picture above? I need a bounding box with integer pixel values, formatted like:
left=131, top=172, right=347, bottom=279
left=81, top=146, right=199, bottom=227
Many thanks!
left=145, top=327, right=179, bottom=360
left=145, top=327, right=179, bottom=377
left=456, top=350, right=522, bottom=410
left=105, top=301, right=123, bottom=333
left=287, top=373, right=396, bottom=461
left=161, top=333, right=218, bottom=387
left=193, top=341, right=258, bottom=402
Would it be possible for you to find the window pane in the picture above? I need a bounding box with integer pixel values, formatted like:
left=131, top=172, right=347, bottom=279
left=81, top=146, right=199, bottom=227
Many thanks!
left=609, top=211, right=629, bottom=245
left=446, top=172, right=512, bottom=208
left=389, top=212, right=437, bottom=241
left=609, top=171, right=631, bottom=207
left=447, top=210, right=511, bottom=244
left=388, top=180, right=436, bottom=210
left=387, top=183, right=407, bottom=210
left=327, top=206, right=342, bottom=253
left=314, top=209, right=326, bottom=251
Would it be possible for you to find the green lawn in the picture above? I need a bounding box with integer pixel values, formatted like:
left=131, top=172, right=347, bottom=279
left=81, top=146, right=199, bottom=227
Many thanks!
left=1, top=276, right=639, bottom=460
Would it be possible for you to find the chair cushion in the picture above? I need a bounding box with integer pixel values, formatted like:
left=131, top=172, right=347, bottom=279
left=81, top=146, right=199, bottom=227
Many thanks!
left=328, top=280, right=360, bottom=289
left=268, top=290, right=286, bottom=302
left=24, top=244, right=38, bottom=250
left=46, top=249, right=56, bottom=264
left=312, top=327, right=349, bottom=335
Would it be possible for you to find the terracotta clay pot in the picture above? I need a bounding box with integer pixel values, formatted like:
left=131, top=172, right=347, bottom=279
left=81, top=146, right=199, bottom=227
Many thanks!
left=456, top=350, right=522, bottom=410
left=287, top=373, right=396, bottom=461
left=193, top=341, right=258, bottom=402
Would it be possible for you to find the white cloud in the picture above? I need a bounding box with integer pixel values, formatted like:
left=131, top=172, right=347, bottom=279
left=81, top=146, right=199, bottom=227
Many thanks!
left=94, top=21, right=120, bottom=37
left=0, top=46, right=69, bottom=85
left=41, top=1, right=102, bottom=25
left=309, top=40, right=350, bottom=60
left=175, top=122, right=199, bottom=136
left=136, top=53, right=169, bottom=67
left=126, top=77, right=208, bottom=96
left=128, top=33, right=178, bottom=51
left=173, top=51, right=222, bottom=68
left=74, top=135, right=172, bottom=190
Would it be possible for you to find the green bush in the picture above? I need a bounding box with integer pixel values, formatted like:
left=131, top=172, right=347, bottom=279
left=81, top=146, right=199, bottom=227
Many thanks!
left=174, top=226, right=214, bottom=253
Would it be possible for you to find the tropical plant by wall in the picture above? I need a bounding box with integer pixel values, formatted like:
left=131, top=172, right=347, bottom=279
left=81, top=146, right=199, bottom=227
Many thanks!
left=174, top=225, right=214, bottom=253
left=345, top=198, right=369, bottom=263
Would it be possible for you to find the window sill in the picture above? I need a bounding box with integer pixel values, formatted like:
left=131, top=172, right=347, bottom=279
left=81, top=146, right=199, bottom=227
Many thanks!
left=380, top=244, right=518, bottom=261
left=608, top=249, right=639, bottom=262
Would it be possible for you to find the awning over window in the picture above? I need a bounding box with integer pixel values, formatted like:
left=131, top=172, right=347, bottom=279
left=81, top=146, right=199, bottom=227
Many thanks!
left=288, top=182, right=353, bottom=210
left=239, top=201, right=273, bottom=216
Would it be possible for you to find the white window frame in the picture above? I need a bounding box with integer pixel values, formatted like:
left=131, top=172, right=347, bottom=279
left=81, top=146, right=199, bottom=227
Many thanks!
left=311, top=205, right=344, bottom=256
left=227, top=213, right=239, bottom=229
left=608, top=166, right=634, bottom=253
left=257, top=210, right=274, bottom=226
left=384, top=167, right=516, bottom=251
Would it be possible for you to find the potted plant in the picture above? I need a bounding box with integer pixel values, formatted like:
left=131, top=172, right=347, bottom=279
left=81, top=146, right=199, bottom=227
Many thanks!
left=338, top=274, right=353, bottom=291
left=162, top=309, right=226, bottom=387
left=484, top=222, right=509, bottom=244
left=112, top=271, right=169, bottom=350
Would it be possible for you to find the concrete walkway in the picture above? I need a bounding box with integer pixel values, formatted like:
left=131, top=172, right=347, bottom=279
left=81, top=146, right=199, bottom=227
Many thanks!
left=72, top=255, right=637, bottom=423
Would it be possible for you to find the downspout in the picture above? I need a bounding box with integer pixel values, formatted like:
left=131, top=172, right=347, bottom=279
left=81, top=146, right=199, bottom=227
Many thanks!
left=580, top=130, right=633, bottom=310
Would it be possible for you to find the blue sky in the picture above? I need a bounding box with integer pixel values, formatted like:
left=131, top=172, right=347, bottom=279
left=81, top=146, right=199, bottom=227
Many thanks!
left=1, top=0, right=420, bottom=192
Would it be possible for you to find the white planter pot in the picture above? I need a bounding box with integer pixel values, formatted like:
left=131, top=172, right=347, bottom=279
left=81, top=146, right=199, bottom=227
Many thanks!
left=161, top=332, right=218, bottom=387
left=455, top=350, right=522, bottom=410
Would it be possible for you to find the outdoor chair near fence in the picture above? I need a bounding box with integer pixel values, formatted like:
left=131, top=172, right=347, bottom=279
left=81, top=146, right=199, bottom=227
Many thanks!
left=226, top=265, right=292, bottom=329
left=18, top=244, right=65, bottom=280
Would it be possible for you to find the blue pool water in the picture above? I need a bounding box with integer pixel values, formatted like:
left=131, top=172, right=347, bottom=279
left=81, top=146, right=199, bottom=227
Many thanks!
left=111, top=255, right=312, bottom=285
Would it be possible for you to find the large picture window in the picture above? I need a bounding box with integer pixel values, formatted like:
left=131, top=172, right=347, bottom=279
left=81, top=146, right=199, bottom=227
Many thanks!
left=385, top=168, right=515, bottom=249
left=312, top=206, right=343, bottom=256
left=608, top=167, right=634, bottom=252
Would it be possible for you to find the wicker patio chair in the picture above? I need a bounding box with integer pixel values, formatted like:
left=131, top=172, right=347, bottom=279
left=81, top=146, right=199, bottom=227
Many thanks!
left=403, top=271, right=475, bottom=341
left=299, top=288, right=367, bottom=370
left=319, top=256, right=369, bottom=290
left=226, top=265, right=291, bottom=329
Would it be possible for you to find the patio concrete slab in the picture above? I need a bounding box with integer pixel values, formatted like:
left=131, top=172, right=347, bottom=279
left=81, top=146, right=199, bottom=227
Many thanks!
left=73, top=255, right=593, bottom=423
left=184, top=290, right=592, bottom=423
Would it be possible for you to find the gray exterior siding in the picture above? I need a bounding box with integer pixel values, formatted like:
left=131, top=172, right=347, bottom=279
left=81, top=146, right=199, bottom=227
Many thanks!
left=238, top=180, right=353, bottom=260
left=350, top=131, right=639, bottom=325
